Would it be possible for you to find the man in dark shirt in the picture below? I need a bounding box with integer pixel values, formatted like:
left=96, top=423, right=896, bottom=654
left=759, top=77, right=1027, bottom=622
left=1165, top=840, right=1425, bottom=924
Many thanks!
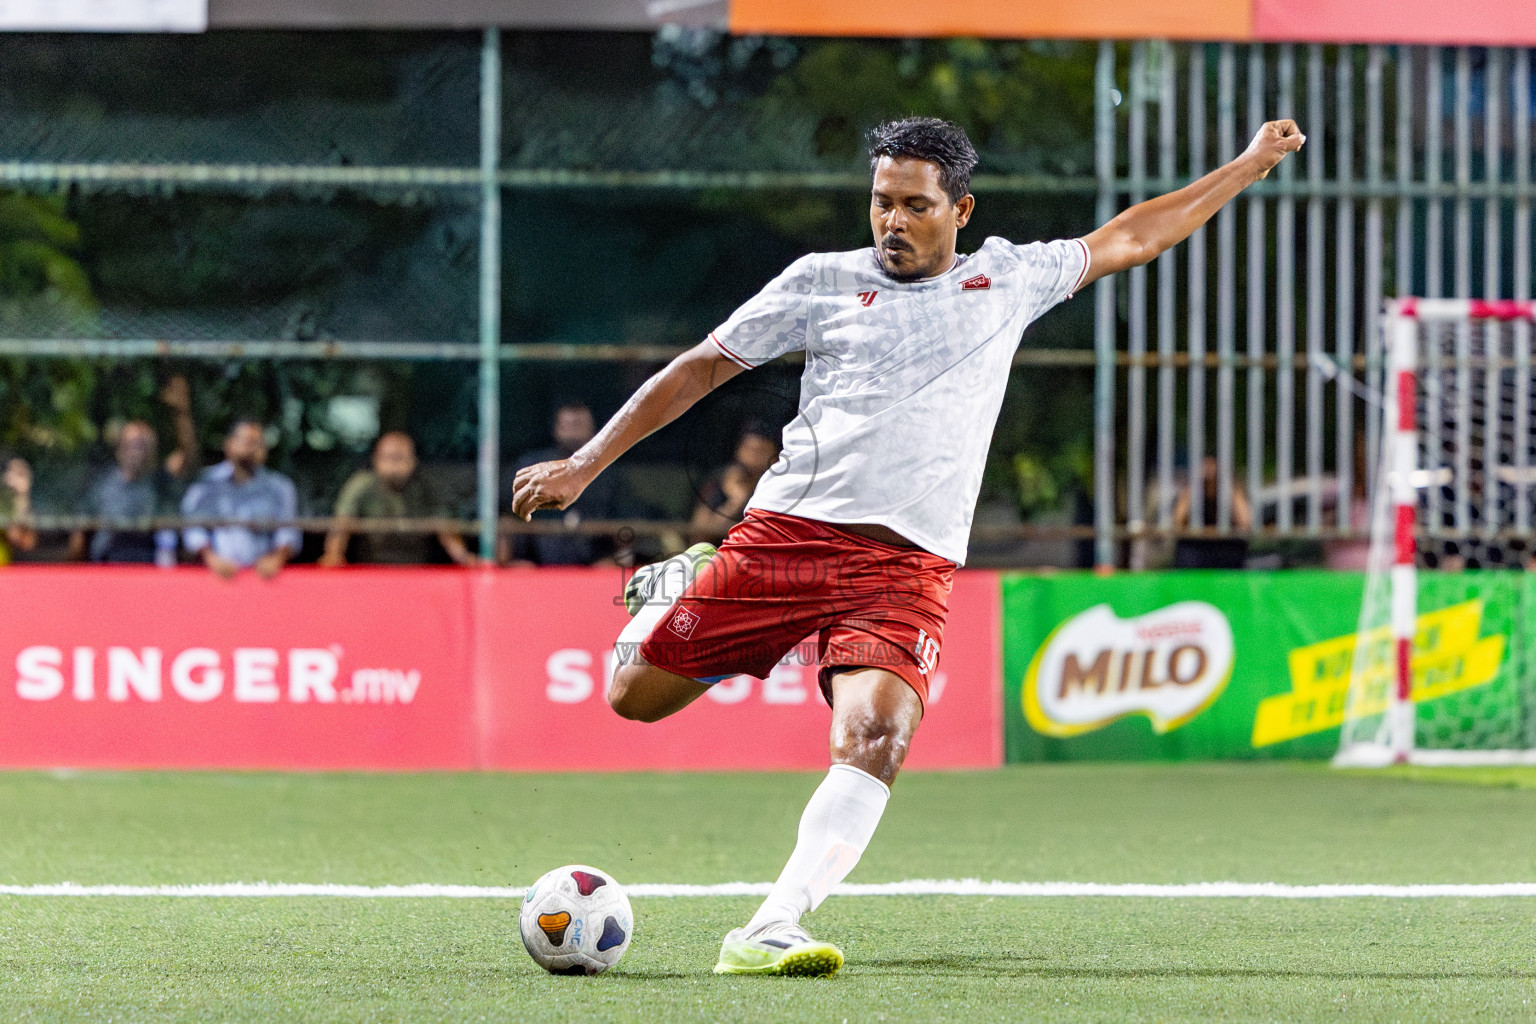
left=68, top=376, right=199, bottom=565
left=688, top=421, right=780, bottom=544
left=1, top=457, right=37, bottom=565
left=320, top=431, right=477, bottom=567
left=503, top=401, right=625, bottom=566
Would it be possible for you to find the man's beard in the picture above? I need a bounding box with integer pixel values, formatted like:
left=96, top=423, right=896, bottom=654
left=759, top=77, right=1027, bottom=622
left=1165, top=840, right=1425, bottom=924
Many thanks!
left=877, top=240, right=930, bottom=282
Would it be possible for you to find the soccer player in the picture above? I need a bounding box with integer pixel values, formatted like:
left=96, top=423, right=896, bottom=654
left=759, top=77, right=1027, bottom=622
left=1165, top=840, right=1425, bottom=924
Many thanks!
left=512, top=115, right=1304, bottom=976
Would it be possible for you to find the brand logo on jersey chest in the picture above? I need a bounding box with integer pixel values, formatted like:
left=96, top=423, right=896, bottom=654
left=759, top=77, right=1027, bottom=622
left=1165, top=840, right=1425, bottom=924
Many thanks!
left=961, top=274, right=991, bottom=291
left=856, top=290, right=878, bottom=307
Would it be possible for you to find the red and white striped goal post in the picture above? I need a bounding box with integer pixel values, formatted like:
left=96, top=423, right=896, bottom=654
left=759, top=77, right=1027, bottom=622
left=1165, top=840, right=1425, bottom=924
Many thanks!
left=1378, top=298, right=1535, bottom=763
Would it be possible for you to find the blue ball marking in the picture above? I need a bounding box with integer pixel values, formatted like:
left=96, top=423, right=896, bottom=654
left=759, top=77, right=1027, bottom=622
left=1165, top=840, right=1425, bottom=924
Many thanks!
left=596, top=915, right=627, bottom=952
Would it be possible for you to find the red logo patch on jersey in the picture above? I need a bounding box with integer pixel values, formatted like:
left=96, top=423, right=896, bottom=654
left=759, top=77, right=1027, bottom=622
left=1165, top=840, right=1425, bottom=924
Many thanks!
left=857, top=290, right=878, bottom=307
left=961, top=274, right=991, bottom=291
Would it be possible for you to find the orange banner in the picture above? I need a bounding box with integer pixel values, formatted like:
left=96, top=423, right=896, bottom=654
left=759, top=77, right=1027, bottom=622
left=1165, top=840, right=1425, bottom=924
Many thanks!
left=730, top=0, right=1250, bottom=42
left=730, top=0, right=1536, bottom=44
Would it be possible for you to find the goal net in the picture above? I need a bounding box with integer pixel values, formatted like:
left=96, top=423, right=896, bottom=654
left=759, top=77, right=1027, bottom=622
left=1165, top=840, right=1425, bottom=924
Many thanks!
left=1335, top=299, right=1536, bottom=767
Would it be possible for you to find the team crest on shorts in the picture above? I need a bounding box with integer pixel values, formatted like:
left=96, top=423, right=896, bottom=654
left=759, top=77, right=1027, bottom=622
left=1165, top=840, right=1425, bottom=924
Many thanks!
left=668, top=606, right=701, bottom=639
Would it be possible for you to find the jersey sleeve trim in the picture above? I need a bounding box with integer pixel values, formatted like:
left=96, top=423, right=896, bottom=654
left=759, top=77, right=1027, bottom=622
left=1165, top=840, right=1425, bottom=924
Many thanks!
left=1067, top=237, right=1092, bottom=298
left=709, top=332, right=755, bottom=369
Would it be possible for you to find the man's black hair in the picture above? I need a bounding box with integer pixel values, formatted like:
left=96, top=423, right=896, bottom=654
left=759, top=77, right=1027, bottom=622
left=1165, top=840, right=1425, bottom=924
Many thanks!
left=371, top=430, right=415, bottom=454
left=738, top=419, right=777, bottom=445
left=867, top=117, right=979, bottom=204
left=552, top=398, right=591, bottom=422
left=226, top=417, right=265, bottom=440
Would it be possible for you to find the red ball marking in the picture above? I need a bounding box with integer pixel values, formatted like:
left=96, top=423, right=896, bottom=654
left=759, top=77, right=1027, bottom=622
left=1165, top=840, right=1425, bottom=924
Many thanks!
left=571, top=870, right=608, bottom=896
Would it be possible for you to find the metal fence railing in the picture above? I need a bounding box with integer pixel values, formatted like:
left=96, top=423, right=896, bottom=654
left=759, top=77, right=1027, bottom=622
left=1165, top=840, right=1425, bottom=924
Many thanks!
left=2, top=29, right=1108, bottom=565
left=1093, top=42, right=1535, bottom=567
left=14, top=34, right=1527, bottom=569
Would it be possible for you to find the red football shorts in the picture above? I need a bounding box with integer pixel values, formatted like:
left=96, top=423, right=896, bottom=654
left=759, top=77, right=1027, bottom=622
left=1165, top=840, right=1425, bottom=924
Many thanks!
left=637, top=508, right=955, bottom=706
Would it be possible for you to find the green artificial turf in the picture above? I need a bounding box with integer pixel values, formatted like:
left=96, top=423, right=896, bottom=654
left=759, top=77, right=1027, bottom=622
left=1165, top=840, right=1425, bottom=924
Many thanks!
left=2, top=764, right=1535, bottom=1022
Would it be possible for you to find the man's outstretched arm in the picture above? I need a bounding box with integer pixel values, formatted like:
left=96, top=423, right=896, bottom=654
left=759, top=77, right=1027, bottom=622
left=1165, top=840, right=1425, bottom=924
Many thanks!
left=1079, top=119, right=1305, bottom=288
left=511, top=340, right=747, bottom=520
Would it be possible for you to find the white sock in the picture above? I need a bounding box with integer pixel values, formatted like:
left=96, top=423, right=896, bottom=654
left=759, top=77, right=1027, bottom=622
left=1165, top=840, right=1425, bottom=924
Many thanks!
left=616, top=551, right=699, bottom=649
left=745, top=764, right=891, bottom=931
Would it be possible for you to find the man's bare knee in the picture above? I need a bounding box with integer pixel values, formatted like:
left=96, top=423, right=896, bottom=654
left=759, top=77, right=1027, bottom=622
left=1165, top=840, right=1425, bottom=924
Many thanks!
left=828, top=668, right=923, bottom=787
left=831, top=709, right=913, bottom=783
left=607, top=664, right=655, bottom=721
left=607, top=662, right=708, bottom=723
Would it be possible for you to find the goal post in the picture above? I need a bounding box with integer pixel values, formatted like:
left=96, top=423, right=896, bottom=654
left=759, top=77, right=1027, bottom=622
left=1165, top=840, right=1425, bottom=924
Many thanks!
left=1334, top=298, right=1536, bottom=768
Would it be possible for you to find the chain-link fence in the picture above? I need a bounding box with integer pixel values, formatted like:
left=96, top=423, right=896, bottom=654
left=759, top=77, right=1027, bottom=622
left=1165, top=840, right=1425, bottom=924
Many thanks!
left=1, top=29, right=1108, bottom=568
left=1094, top=42, right=1536, bottom=569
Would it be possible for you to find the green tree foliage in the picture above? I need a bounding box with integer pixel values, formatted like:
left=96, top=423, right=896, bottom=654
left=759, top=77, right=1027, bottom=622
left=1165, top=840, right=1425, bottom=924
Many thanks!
left=686, top=37, right=1095, bottom=247
left=763, top=37, right=1094, bottom=173
left=0, top=190, right=97, bottom=453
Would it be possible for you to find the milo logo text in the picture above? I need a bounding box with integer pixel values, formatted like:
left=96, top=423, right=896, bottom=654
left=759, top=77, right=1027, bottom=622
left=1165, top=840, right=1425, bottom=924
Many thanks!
left=1024, top=602, right=1235, bottom=737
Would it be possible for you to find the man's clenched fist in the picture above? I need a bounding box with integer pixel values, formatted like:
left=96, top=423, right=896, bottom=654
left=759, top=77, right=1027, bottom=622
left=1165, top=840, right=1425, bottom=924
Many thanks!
left=1243, top=119, right=1306, bottom=179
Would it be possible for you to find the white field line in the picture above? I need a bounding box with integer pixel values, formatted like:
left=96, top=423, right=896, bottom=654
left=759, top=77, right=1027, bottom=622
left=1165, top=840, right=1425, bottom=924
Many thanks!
left=4, top=881, right=1536, bottom=899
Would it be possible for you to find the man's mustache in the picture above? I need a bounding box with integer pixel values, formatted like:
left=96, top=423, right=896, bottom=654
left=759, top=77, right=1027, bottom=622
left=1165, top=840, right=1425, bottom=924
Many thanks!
left=881, top=236, right=913, bottom=253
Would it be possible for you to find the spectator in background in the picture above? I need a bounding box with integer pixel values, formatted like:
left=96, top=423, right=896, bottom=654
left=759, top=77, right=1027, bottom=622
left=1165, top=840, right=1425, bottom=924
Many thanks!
left=320, top=431, right=477, bottom=567
left=689, top=422, right=781, bottom=543
left=68, top=375, right=199, bottom=565
left=1172, top=455, right=1252, bottom=568
left=0, top=457, right=37, bottom=565
left=503, top=400, right=626, bottom=566
left=1324, top=433, right=1373, bottom=570
left=181, top=419, right=299, bottom=580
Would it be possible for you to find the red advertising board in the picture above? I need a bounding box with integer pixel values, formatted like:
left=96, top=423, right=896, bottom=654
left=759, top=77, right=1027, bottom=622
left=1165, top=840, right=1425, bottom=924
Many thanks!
left=0, top=566, right=1001, bottom=771
left=474, top=566, right=1001, bottom=771
left=0, top=567, right=477, bottom=770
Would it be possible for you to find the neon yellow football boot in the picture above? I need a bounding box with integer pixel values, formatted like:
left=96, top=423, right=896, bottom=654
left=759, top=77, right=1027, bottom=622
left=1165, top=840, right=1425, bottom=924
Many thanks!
left=623, top=542, right=717, bottom=616
left=713, top=921, right=844, bottom=978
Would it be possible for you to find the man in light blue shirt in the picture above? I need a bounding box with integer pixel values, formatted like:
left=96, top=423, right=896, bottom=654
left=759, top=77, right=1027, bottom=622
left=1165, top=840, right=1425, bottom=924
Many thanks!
left=181, top=420, right=300, bottom=579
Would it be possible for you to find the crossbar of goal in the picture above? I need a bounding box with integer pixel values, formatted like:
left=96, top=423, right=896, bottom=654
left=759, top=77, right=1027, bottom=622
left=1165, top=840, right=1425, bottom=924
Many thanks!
left=1392, top=298, right=1536, bottom=322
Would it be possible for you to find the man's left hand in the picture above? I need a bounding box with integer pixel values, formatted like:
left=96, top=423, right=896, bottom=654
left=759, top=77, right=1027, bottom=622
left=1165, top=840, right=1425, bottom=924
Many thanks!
left=160, top=374, right=192, bottom=414
left=1243, top=119, right=1305, bottom=180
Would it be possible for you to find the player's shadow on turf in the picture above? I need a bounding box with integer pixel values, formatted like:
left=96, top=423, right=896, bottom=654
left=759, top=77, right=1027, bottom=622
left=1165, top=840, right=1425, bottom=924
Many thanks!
left=856, top=953, right=1046, bottom=977
left=858, top=956, right=1535, bottom=981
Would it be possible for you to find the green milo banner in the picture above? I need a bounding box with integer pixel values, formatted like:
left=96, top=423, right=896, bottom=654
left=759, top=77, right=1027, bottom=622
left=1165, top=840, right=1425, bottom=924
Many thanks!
left=1002, top=571, right=1525, bottom=761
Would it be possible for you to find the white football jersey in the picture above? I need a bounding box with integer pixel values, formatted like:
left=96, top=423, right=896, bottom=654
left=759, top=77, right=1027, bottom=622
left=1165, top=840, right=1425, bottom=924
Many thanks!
left=709, top=235, right=1089, bottom=566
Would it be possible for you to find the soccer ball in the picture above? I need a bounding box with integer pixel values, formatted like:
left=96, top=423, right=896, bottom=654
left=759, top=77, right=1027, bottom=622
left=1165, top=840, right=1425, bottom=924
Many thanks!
left=519, top=864, right=633, bottom=975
